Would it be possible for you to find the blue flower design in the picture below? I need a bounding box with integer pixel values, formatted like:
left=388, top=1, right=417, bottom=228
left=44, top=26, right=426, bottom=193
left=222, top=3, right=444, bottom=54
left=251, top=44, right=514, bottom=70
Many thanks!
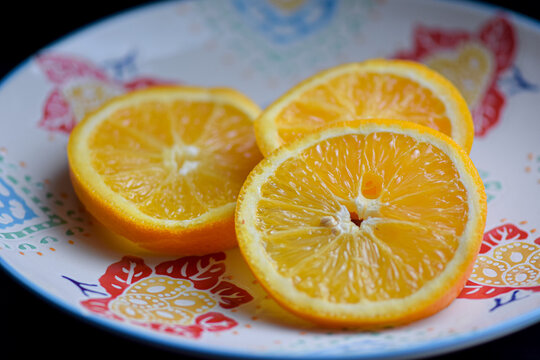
left=232, top=0, right=337, bottom=44
left=0, top=177, right=37, bottom=229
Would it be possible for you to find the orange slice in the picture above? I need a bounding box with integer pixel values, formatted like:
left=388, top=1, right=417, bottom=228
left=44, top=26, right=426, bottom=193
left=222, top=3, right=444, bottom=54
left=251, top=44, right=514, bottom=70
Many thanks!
left=68, top=86, right=262, bottom=255
left=254, top=59, right=474, bottom=156
left=236, top=119, right=486, bottom=327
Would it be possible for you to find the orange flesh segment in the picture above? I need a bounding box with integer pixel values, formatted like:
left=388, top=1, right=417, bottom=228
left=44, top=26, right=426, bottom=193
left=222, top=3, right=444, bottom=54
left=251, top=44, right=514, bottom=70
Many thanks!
left=256, top=132, right=468, bottom=303
left=88, top=100, right=261, bottom=221
left=276, top=73, right=453, bottom=145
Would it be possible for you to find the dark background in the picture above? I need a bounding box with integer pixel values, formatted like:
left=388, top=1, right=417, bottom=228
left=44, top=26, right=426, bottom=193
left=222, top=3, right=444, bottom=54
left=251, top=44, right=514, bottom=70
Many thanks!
left=0, top=1, right=539, bottom=359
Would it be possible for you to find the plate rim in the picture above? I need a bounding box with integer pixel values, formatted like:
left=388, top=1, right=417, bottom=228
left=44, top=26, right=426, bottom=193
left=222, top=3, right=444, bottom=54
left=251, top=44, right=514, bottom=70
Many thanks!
left=1, top=0, right=540, bottom=359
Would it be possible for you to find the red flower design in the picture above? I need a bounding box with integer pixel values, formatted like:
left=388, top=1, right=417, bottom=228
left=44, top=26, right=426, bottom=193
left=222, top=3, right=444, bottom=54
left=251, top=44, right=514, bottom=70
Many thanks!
left=80, top=297, right=123, bottom=321
left=196, top=312, right=238, bottom=332
left=459, top=223, right=540, bottom=299
left=394, top=16, right=517, bottom=137
left=479, top=223, right=528, bottom=254
left=40, top=89, right=76, bottom=133
left=143, top=322, right=204, bottom=339
left=210, top=281, right=254, bottom=309
left=80, top=253, right=252, bottom=338
left=36, top=53, right=109, bottom=85
left=155, top=253, right=226, bottom=290
left=98, top=256, right=153, bottom=298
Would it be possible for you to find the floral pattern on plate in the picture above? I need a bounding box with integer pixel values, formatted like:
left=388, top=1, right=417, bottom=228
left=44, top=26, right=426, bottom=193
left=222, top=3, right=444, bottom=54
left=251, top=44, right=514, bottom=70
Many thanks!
left=81, top=253, right=253, bottom=338
left=394, top=16, right=517, bottom=137
left=37, top=53, right=174, bottom=134
left=459, top=223, right=540, bottom=299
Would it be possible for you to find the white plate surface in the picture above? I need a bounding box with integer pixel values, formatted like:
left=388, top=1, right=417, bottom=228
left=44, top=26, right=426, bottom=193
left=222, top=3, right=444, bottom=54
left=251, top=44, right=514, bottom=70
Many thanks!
left=1, top=1, right=539, bottom=358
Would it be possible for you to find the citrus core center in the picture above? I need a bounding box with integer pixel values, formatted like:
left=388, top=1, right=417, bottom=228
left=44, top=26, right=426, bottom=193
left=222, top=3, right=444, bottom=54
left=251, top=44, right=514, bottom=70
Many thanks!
left=169, top=145, right=201, bottom=176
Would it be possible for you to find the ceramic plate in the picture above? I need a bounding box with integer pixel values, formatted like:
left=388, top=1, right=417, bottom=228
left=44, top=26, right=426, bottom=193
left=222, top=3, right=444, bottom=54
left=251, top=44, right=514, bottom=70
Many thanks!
left=1, top=0, right=539, bottom=358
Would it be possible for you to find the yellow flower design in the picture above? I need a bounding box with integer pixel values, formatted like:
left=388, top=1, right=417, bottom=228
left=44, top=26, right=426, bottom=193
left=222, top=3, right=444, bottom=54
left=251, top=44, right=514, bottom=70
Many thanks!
left=470, top=242, right=540, bottom=288
left=62, top=80, right=124, bottom=122
left=425, top=43, right=494, bottom=109
left=109, top=276, right=217, bottom=325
